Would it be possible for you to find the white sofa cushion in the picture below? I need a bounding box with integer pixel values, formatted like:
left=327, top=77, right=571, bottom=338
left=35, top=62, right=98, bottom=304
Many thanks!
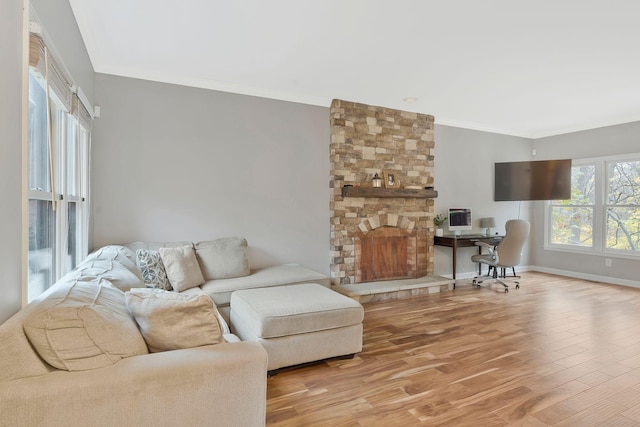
left=230, top=283, right=364, bottom=339
left=200, top=264, right=331, bottom=307
left=75, top=260, right=144, bottom=291
left=22, top=281, right=148, bottom=371
left=85, top=245, right=138, bottom=266
left=195, top=237, right=250, bottom=280
left=125, top=288, right=223, bottom=353
left=159, top=245, right=204, bottom=292
left=125, top=241, right=193, bottom=253
left=78, top=245, right=145, bottom=291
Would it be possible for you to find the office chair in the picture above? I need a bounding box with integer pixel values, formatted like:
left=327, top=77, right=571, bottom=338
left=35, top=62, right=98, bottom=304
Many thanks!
left=471, top=219, right=530, bottom=292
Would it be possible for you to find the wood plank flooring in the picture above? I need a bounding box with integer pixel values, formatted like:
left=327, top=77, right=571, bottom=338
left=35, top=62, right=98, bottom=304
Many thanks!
left=266, top=272, right=640, bottom=426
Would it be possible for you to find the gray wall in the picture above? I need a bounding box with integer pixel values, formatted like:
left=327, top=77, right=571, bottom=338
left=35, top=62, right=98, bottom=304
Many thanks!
left=91, top=77, right=534, bottom=280
left=433, top=125, right=533, bottom=277
left=92, top=74, right=330, bottom=274
left=531, top=121, right=640, bottom=284
left=0, top=0, right=25, bottom=324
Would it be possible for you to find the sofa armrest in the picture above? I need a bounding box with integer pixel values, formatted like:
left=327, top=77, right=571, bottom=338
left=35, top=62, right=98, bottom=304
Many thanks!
left=0, top=342, right=267, bottom=427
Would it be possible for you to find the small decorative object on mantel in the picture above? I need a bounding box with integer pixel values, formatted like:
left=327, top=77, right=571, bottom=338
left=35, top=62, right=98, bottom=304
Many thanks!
left=404, top=185, right=422, bottom=190
left=434, top=214, right=447, bottom=237
left=372, top=173, right=382, bottom=188
left=382, top=170, right=400, bottom=188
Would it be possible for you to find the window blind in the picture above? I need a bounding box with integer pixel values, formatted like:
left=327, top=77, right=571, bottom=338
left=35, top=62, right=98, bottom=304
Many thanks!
left=29, top=33, right=72, bottom=112
left=71, top=94, right=93, bottom=130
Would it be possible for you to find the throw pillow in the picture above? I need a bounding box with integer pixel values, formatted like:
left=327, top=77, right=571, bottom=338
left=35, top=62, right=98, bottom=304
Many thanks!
left=81, top=246, right=145, bottom=290
left=125, top=288, right=223, bottom=353
left=136, top=249, right=172, bottom=290
left=181, top=287, right=231, bottom=335
left=75, top=259, right=145, bottom=291
left=159, top=245, right=204, bottom=292
left=22, top=281, right=148, bottom=371
left=195, top=237, right=250, bottom=280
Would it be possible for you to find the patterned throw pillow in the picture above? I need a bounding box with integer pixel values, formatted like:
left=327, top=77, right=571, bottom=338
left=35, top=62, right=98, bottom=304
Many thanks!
left=136, top=249, right=172, bottom=291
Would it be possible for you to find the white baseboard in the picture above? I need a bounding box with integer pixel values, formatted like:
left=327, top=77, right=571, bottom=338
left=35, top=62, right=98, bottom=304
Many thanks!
left=441, top=265, right=640, bottom=289
left=530, top=266, right=640, bottom=289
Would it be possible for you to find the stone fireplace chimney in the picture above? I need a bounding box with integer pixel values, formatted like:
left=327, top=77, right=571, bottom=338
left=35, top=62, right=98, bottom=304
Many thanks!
left=330, top=100, right=436, bottom=286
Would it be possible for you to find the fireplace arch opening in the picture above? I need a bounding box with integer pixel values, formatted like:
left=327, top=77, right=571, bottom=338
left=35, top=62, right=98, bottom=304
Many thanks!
left=355, top=225, right=418, bottom=283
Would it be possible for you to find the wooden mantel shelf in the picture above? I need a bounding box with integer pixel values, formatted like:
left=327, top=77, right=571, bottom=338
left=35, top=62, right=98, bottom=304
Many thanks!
left=341, top=186, right=438, bottom=199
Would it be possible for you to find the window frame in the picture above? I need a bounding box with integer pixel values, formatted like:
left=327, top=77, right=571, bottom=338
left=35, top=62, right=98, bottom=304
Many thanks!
left=26, top=67, right=91, bottom=301
left=545, top=159, right=597, bottom=253
left=544, top=153, right=640, bottom=259
left=603, top=157, right=640, bottom=256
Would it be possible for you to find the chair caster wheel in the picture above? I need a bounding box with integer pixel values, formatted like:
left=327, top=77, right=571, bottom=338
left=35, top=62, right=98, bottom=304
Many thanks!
left=516, top=284, right=520, bottom=289
left=505, top=288, right=509, bottom=293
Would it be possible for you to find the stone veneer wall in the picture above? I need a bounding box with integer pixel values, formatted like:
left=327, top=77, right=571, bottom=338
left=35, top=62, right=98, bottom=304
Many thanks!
left=329, top=99, right=436, bottom=286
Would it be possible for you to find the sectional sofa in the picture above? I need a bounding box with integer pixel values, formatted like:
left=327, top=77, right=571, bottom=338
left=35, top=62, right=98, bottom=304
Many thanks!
left=126, top=237, right=331, bottom=323
left=0, top=237, right=335, bottom=426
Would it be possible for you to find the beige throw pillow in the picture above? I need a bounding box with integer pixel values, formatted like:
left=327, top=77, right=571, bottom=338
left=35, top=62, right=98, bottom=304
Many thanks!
left=23, top=281, right=148, bottom=371
left=195, top=237, right=250, bottom=280
left=125, top=288, right=223, bottom=353
left=159, top=245, right=204, bottom=292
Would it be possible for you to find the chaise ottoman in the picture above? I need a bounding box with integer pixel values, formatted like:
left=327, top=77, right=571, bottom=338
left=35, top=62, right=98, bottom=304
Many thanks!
left=230, top=283, right=364, bottom=372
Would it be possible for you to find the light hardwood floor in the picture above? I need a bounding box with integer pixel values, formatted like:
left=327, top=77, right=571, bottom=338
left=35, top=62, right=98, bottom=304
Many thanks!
left=266, top=272, right=640, bottom=426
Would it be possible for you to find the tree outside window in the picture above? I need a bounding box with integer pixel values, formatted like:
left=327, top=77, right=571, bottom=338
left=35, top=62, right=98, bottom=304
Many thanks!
left=550, top=164, right=595, bottom=247
left=606, top=160, right=640, bottom=252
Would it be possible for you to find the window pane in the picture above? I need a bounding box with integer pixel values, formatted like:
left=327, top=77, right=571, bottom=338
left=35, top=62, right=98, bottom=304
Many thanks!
left=606, top=207, right=640, bottom=251
left=550, top=206, right=593, bottom=246
left=28, top=73, right=50, bottom=192
left=79, top=126, right=89, bottom=199
left=28, top=199, right=56, bottom=302
left=52, top=107, right=65, bottom=193
left=608, top=160, right=640, bottom=205
left=66, top=202, right=79, bottom=271
left=552, top=164, right=595, bottom=206
left=66, top=118, right=78, bottom=196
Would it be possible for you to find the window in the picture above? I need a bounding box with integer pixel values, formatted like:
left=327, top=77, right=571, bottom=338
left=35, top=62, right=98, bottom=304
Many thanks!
left=606, top=160, right=640, bottom=252
left=549, top=163, right=595, bottom=248
left=546, top=155, right=640, bottom=257
left=27, top=33, right=91, bottom=301
left=27, top=72, right=57, bottom=301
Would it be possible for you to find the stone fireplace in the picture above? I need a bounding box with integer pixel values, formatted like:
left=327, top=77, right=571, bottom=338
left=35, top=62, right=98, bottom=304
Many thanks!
left=330, top=99, right=436, bottom=286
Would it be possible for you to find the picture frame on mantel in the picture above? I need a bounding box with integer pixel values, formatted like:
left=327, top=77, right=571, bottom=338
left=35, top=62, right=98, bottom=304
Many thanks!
left=382, top=170, right=401, bottom=189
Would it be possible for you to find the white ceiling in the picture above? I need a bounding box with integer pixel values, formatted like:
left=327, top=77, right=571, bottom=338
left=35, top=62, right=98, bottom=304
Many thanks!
left=69, top=0, right=640, bottom=138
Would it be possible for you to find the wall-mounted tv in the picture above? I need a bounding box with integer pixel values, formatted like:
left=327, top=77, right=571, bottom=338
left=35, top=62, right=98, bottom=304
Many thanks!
left=494, top=159, right=572, bottom=201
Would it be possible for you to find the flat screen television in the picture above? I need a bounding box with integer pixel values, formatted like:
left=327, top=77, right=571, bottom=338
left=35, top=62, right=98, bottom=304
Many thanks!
left=448, top=208, right=472, bottom=235
left=494, top=159, right=572, bottom=201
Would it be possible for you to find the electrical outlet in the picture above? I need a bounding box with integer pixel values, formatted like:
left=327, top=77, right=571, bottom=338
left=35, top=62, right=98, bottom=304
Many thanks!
left=605, top=258, right=612, bottom=267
